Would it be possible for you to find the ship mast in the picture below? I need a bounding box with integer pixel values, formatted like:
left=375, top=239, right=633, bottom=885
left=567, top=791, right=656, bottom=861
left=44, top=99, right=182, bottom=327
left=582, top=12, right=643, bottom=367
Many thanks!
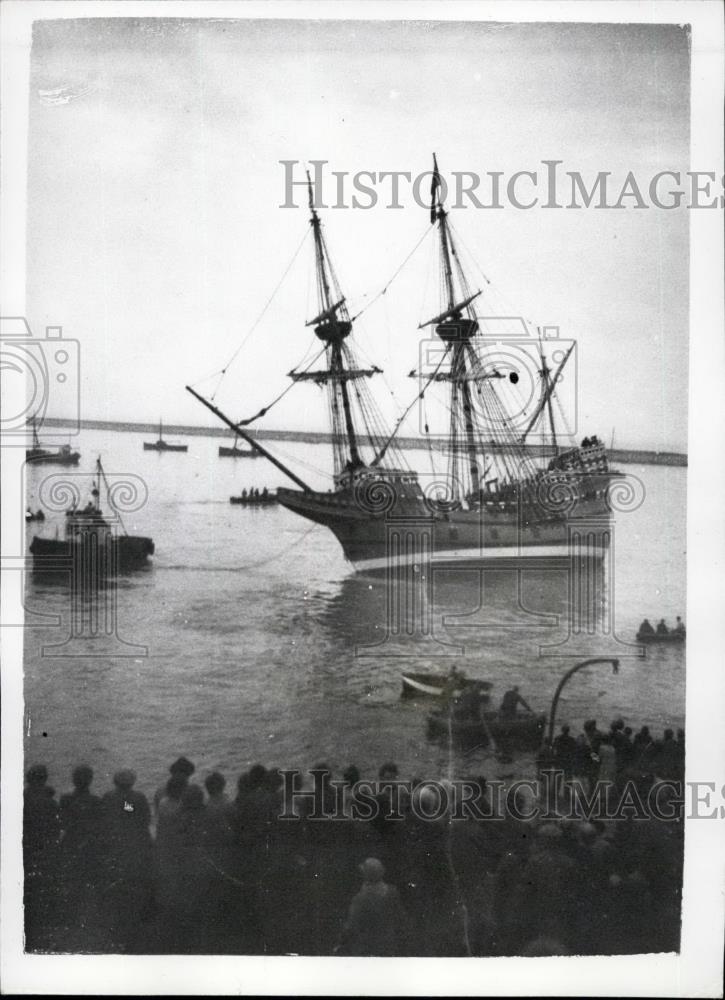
left=420, top=155, right=488, bottom=500
left=188, top=172, right=405, bottom=489
left=308, top=179, right=361, bottom=467
left=289, top=172, right=394, bottom=480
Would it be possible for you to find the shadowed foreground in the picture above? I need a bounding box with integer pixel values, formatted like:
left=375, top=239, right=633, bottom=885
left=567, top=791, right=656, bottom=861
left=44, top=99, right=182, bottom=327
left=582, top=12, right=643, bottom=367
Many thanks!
left=24, top=725, right=683, bottom=956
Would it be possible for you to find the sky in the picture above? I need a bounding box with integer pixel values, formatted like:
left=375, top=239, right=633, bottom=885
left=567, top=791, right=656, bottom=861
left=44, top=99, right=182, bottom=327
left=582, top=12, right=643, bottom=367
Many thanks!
left=26, top=17, right=690, bottom=451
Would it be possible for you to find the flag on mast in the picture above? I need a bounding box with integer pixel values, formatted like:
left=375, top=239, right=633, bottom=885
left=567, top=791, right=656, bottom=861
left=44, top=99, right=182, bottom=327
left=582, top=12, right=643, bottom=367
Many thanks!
left=430, top=153, right=441, bottom=224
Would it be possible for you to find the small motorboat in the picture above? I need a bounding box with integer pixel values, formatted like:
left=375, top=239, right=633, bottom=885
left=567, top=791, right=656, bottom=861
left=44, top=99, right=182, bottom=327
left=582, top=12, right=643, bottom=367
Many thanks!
left=401, top=671, right=492, bottom=699
left=636, top=630, right=685, bottom=644
left=427, top=708, right=546, bottom=750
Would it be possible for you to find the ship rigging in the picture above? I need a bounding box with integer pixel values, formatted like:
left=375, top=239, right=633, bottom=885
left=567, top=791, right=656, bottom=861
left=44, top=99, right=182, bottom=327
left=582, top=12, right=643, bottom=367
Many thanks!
left=188, top=156, right=619, bottom=571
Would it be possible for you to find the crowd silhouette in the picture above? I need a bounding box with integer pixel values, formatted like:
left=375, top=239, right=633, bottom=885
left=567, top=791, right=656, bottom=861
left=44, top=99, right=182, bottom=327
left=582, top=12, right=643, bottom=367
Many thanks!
left=24, top=720, right=684, bottom=956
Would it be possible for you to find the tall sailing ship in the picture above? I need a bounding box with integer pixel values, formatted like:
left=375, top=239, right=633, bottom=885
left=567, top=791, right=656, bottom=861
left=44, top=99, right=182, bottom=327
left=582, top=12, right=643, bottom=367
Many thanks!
left=189, top=157, right=620, bottom=573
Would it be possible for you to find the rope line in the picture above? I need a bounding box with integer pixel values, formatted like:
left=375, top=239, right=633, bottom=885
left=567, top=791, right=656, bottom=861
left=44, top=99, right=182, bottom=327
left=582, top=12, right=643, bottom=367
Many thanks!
left=350, top=223, right=432, bottom=323
left=234, top=342, right=327, bottom=428
left=189, top=225, right=311, bottom=396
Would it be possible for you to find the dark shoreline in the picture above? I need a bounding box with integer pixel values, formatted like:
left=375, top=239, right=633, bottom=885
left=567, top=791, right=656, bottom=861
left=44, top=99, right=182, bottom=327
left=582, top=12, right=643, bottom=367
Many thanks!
left=40, top=417, right=688, bottom=467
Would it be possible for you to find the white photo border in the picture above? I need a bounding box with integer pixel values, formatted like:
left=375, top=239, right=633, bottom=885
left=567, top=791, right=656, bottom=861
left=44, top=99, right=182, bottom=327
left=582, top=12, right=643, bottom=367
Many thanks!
left=1, top=1, right=723, bottom=995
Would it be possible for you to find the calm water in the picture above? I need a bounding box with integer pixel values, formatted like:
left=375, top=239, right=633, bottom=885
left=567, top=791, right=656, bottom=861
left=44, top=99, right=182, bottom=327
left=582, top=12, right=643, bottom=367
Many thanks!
left=23, top=429, right=686, bottom=791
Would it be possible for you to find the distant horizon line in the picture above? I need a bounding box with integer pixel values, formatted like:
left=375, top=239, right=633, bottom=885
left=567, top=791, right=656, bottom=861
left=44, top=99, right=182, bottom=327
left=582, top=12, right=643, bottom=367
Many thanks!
left=37, top=416, right=687, bottom=466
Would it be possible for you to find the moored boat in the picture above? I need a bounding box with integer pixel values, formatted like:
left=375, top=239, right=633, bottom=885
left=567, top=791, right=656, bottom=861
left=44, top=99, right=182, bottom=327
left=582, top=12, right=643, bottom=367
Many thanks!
left=219, top=435, right=261, bottom=458
left=26, top=419, right=80, bottom=466
left=143, top=419, right=188, bottom=452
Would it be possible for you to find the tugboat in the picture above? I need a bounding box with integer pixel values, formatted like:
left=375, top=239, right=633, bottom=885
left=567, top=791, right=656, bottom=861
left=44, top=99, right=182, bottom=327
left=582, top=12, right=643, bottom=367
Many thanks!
left=29, top=457, right=154, bottom=575
left=25, top=418, right=80, bottom=465
left=143, top=419, right=188, bottom=452
left=188, top=156, right=622, bottom=573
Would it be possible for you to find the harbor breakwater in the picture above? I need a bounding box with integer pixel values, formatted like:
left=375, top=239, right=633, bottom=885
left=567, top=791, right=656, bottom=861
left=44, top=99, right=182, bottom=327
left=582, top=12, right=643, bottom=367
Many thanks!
left=40, top=418, right=687, bottom=467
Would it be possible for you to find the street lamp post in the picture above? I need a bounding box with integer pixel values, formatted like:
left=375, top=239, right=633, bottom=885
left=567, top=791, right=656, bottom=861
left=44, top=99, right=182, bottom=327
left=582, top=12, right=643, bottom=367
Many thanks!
left=546, top=657, right=620, bottom=746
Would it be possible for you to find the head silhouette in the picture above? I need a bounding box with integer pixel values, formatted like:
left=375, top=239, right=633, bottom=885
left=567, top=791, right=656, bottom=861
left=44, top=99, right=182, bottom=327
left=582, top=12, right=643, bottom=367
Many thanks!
left=26, top=764, right=48, bottom=788
left=166, top=773, right=187, bottom=800
left=205, top=772, right=226, bottom=796
left=72, top=765, right=94, bottom=791
left=169, top=756, right=195, bottom=778
left=113, top=769, right=136, bottom=791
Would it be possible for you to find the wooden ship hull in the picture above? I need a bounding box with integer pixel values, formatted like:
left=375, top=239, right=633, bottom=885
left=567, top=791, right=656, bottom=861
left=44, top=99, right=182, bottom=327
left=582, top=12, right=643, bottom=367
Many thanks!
left=277, top=469, right=616, bottom=572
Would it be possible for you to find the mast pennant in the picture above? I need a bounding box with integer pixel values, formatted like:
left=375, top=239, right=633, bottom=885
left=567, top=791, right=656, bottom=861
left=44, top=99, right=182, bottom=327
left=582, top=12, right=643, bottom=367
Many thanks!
left=430, top=153, right=441, bottom=224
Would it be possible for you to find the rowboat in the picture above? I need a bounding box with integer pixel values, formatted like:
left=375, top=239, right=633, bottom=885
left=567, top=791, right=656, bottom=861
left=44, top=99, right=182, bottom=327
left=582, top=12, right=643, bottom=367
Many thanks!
left=427, top=709, right=546, bottom=749
left=636, top=631, right=685, bottom=644
left=401, top=672, right=492, bottom=699
left=229, top=494, right=278, bottom=506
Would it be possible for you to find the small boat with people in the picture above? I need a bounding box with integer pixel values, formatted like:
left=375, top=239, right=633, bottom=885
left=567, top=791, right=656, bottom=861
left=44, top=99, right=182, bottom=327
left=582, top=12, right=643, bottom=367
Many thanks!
left=25, top=508, right=45, bottom=523
left=143, top=419, right=188, bottom=453
left=427, top=683, right=545, bottom=750
left=25, top=418, right=80, bottom=466
left=230, top=487, right=278, bottom=506
left=401, top=669, right=492, bottom=700
left=427, top=709, right=546, bottom=750
left=29, top=457, right=154, bottom=576
left=636, top=617, right=686, bottom=644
